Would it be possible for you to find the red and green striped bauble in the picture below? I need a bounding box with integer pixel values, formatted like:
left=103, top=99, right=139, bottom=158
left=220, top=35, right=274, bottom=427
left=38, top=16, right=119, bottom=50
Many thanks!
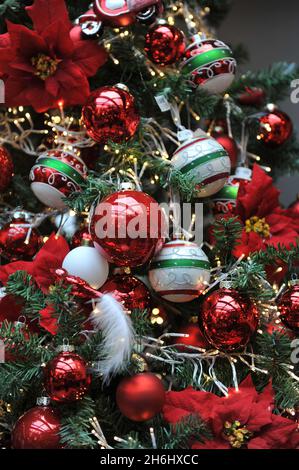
left=181, top=35, right=236, bottom=94
left=148, top=240, right=211, bottom=303
left=30, top=149, right=88, bottom=210
left=171, top=133, right=231, bottom=198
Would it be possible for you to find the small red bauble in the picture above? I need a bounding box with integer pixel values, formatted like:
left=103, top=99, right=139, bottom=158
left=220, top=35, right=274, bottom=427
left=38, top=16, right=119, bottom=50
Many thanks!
left=0, top=146, right=13, bottom=192
left=0, top=212, right=42, bottom=262
left=213, top=134, right=238, bottom=169
left=11, top=399, right=61, bottom=449
left=44, top=349, right=91, bottom=403
left=144, top=23, right=185, bottom=66
left=237, top=87, right=266, bottom=106
left=71, top=226, right=92, bottom=249
left=116, top=372, right=165, bottom=422
left=90, top=189, right=165, bottom=267
left=200, top=288, right=259, bottom=352
left=277, top=283, right=299, bottom=332
left=101, top=273, right=151, bottom=312
left=258, top=107, right=293, bottom=147
left=175, top=323, right=210, bottom=351
left=82, top=85, right=140, bottom=144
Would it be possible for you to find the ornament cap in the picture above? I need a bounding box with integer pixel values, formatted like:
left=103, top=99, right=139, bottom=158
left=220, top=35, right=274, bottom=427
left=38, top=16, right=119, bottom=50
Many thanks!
left=13, top=210, right=30, bottom=221
left=36, top=396, right=51, bottom=407
left=234, top=167, right=252, bottom=181
left=115, top=83, right=129, bottom=92
left=288, top=275, right=299, bottom=287
left=119, top=181, right=136, bottom=191
left=56, top=339, right=75, bottom=353
left=220, top=279, right=234, bottom=289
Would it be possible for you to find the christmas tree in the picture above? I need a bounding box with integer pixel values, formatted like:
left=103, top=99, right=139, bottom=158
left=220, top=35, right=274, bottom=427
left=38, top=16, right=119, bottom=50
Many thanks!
left=0, top=0, right=298, bottom=451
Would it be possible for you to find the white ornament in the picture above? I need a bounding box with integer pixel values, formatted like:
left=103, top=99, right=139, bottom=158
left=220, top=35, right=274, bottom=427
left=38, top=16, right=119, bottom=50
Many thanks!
left=62, top=246, right=109, bottom=289
left=148, top=240, right=211, bottom=302
left=171, top=133, right=231, bottom=198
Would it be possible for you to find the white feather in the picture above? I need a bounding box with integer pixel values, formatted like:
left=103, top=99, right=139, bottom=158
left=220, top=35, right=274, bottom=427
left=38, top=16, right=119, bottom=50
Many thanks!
left=89, top=294, right=135, bottom=382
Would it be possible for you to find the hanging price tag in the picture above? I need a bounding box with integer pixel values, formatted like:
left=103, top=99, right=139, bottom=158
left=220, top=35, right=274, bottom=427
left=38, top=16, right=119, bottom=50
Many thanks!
left=177, top=128, right=194, bottom=142
left=155, top=94, right=171, bottom=112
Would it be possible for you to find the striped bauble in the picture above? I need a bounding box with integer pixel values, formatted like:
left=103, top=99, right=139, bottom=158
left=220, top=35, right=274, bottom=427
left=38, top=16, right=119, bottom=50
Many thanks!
left=30, top=149, right=88, bottom=209
left=212, top=182, right=239, bottom=215
left=181, top=35, right=237, bottom=94
left=171, top=133, right=231, bottom=198
left=148, top=240, right=211, bottom=303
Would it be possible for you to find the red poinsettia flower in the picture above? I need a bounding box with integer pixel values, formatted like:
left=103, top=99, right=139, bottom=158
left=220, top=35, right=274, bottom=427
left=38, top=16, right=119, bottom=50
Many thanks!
left=232, top=164, right=299, bottom=257
left=0, top=0, right=107, bottom=112
left=163, top=375, right=299, bottom=449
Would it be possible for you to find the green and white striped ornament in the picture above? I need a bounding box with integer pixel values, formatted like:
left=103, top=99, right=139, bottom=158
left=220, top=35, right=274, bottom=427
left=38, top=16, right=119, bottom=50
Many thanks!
left=181, top=35, right=237, bottom=94
left=30, top=149, right=88, bottom=210
left=171, top=132, right=231, bottom=198
left=148, top=240, right=211, bottom=303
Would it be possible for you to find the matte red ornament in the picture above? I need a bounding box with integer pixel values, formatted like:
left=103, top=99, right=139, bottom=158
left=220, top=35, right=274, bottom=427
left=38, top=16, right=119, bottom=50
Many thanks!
left=175, top=323, right=210, bottom=351
left=0, top=146, right=13, bottom=192
left=90, top=189, right=165, bottom=267
left=116, top=372, right=165, bottom=421
left=101, top=273, right=151, bottom=311
left=258, top=108, right=293, bottom=147
left=11, top=402, right=61, bottom=449
left=44, top=350, right=91, bottom=403
left=237, top=87, right=266, bottom=106
left=213, top=134, right=238, bottom=168
left=277, top=283, right=299, bottom=332
left=82, top=85, right=140, bottom=144
left=200, top=288, right=259, bottom=352
left=0, top=212, right=42, bottom=262
left=144, top=23, right=185, bottom=66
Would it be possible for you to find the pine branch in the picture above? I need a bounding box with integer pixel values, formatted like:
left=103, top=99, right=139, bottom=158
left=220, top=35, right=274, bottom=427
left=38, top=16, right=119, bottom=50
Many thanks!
left=63, top=175, right=116, bottom=212
left=59, top=397, right=97, bottom=449
left=212, top=216, right=243, bottom=266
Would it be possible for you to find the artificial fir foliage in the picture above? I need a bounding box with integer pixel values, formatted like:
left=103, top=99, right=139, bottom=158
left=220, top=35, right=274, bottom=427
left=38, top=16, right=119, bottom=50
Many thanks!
left=0, top=0, right=298, bottom=450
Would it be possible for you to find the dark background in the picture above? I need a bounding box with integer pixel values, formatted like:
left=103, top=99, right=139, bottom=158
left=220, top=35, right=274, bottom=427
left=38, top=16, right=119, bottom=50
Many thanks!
left=219, top=0, right=299, bottom=206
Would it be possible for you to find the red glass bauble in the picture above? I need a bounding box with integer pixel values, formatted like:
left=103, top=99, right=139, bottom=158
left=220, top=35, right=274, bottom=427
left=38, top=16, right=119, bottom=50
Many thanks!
left=213, top=134, right=238, bottom=168
left=144, top=23, right=185, bottom=66
left=0, top=213, right=42, bottom=261
left=200, top=288, right=259, bottom=352
left=175, top=323, right=210, bottom=351
left=237, top=87, right=266, bottom=106
left=71, top=226, right=92, bottom=249
left=11, top=405, right=61, bottom=449
left=258, top=108, right=293, bottom=147
left=44, top=351, right=91, bottom=403
left=90, top=190, right=165, bottom=267
left=82, top=85, right=140, bottom=144
left=116, top=372, right=165, bottom=422
left=0, top=146, right=13, bottom=192
left=277, top=284, right=299, bottom=332
left=101, top=273, right=151, bottom=311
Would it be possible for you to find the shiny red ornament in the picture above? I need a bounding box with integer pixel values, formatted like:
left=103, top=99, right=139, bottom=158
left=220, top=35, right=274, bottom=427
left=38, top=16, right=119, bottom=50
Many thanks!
left=116, top=372, right=165, bottom=421
left=213, top=134, right=238, bottom=169
left=11, top=401, right=61, bottom=449
left=200, top=288, right=259, bottom=352
left=101, top=273, right=151, bottom=311
left=277, top=283, right=299, bottom=332
left=0, top=146, right=13, bottom=192
left=0, top=212, right=42, bottom=262
left=175, top=323, right=210, bottom=351
left=90, top=189, right=165, bottom=267
left=82, top=85, right=140, bottom=144
left=144, top=23, right=185, bottom=66
left=44, top=349, right=91, bottom=403
left=237, top=87, right=266, bottom=106
left=71, top=226, right=93, bottom=249
left=258, top=107, right=293, bottom=147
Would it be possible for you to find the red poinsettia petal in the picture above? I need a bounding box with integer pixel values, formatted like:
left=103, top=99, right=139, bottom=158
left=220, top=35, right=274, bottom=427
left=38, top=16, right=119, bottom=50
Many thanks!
left=71, top=40, right=108, bottom=76
left=39, top=305, right=58, bottom=335
left=256, top=414, right=299, bottom=449
left=26, top=0, right=71, bottom=35
left=0, top=294, right=23, bottom=323
left=41, top=21, right=74, bottom=58
left=0, top=260, right=34, bottom=285
left=192, top=439, right=230, bottom=449
left=0, top=33, right=13, bottom=73
left=6, top=21, right=47, bottom=58
left=233, top=230, right=264, bottom=258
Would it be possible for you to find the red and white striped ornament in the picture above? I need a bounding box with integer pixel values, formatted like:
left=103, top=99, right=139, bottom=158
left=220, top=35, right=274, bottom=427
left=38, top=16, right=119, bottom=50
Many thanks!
left=148, top=240, right=210, bottom=302
left=171, top=132, right=231, bottom=198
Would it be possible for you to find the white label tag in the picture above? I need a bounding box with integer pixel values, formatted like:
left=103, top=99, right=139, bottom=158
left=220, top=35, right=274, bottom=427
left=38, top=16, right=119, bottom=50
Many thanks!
left=177, top=129, right=194, bottom=142
left=234, top=167, right=252, bottom=180
left=155, top=94, right=171, bottom=112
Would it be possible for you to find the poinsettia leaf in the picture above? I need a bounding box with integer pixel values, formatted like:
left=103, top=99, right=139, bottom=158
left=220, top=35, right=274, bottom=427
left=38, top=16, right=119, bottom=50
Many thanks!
left=26, top=0, right=71, bottom=34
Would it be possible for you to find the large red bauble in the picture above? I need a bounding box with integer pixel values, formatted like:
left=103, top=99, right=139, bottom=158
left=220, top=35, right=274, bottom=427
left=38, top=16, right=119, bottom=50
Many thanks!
left=0, top=146, right=13, bottom=192
left=11, top=405, right=61, bottom=449
left=277, top=284, right=299, bottom=332
left=82, top=85, right=140, bottom=144
left=144, top=23, right=185, bottom=66
left=200, top=288, right=259, bottom=352
left=0, top=213, right=42, bottom=261
left=213, top=134, right=238, bottom=169
left=258, top=108, right=293, bottom=147
left=44, top=351, right=91, bottom=403
left=90, top=190, right=165, bottom=267
left=175, top=323, right=210, bottom=351
left=101, top=273, right=151, bottom=311
left=116, top=372, right=165, bottom=421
